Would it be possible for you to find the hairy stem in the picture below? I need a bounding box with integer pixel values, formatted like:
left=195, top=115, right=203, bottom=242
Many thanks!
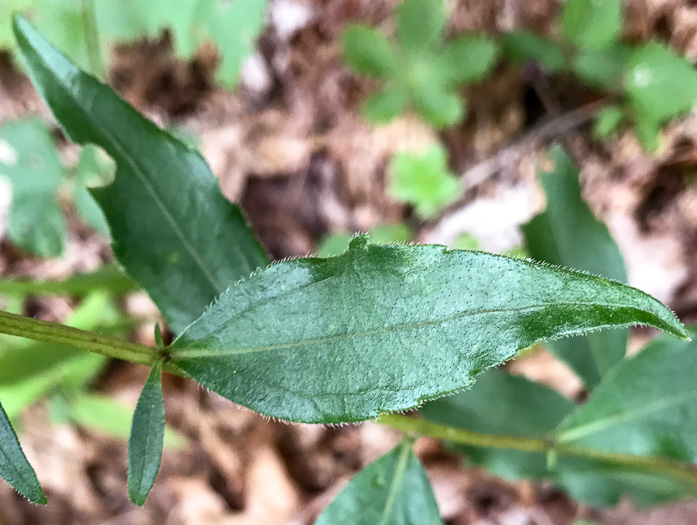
left=377, top=413, right=697, bottom=488
left=0, top=310, right=157, bottom=366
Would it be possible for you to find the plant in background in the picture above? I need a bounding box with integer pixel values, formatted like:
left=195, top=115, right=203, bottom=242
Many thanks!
left=2, top=14, right=697, bottom=521
left=503, top=0, right=697, bottom=150
left=0, top=118, right=110, bottom=257
left=341, top=0, right=498, bottom=128
left=1, top=0, right=268, bottom=86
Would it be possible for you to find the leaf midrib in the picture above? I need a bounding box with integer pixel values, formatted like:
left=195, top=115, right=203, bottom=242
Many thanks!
left=40, top=52, right=226, bottom=295
left=171, top=301, right=648, bottom=359
left=378, top=444, right=412, bottom=525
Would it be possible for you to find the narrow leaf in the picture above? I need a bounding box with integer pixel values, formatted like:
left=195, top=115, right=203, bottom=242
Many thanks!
left=12, top=15, right=270, bottom=334
left=128, top=360, right=165, bottom=506
left=314, top=442, right=443, bottom=525
left=0, top=400, right=46, bottom=504
left=169, top=236, right=687, bottom=424
left=523, top=146, right=628, bottom=386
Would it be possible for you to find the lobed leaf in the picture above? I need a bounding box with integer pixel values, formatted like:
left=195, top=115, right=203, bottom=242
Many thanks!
left=0, top=400, right=46, bottom=504
left=13, top=15, right=270, bottom=334
left=128, top=361, right=165, bottom=506
left=314, top=442, right=442, bottom=525
left=523, top=146, right=628, bottom=387
left=169, top=236, right=687, bottom=424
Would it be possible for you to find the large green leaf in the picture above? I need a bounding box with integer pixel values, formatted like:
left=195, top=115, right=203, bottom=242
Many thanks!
left=0, top=117, right=66, bottom=258
left=421, top=369, right=574, bottom=480
left=13, top=15, right=270, bottom=334
left=557, top=329, right=697, bottom=462
left=169, top=235, right=686, bottom=424
left=314, top=442, right=443, bottom=525
left=0, top=400, right=46, bottom=504
left=523, top=146, right=628, bottom=387
left=128, top=361, right=165, bottom=506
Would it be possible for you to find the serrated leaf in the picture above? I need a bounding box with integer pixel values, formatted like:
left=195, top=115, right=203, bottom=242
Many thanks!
left=396, top=0, right=446, bottom=57
left=13, top=15, right=270, bottom=334
left=435, top=34, right=499, bottom=86
left=128, top=361, right=165, bottom=506
left=0, top=117, right=66, bottom=258
left=523, top=146, right=628, bottom=387
left=389, top=145, right=459, bottom=218
left=363, top=86, right=409, bottom=124
left=169, top=235, right=686, bottom=424
left=561, top=0, right=622, bottom=50
left=572, top=44, right=629, bottom=89
left=502, top=31, right=565, bottom=72
left=421, top=369, right=574, bottom=480
left=0, top=400, right=46, bottom=504
left=314, top=442, right=443, bottom=525
left=342, top=25, right=398, bottom=79
left=625, top=43, right=697, bottom=138
left=593, top=105, right=624, bottom=140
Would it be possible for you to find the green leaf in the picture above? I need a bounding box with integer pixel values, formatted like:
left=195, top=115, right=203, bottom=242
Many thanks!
left=421, top=369, right=574, bottom=480
left=342, top=25, right=398, bottom=78
left=168, top=235, right=686, bottom=424
left=197, top=0, right=268, bottom=88
left=363, top=86, right=409, bottom=124
left=502, top=31, right=565, bottom=72
left=625, top=43, right=697, bottom=139
left=69, top=393, right=184, bottom=449
left=593, top=105, right=624, bottom=140
left=314, top=442, right=443, bottom=525
left=411, top=84, right=464, bottom=128
left=389, top=145, right=459, bottom=218
left=396, top=0, right=446, bottom=57
left=0, top=0, right=32, bottom=48
left=561, top=0, right=622, bottom=50
left=0, top=400, right=46, bottom=504
left=73, top=145, right=113, bottom=236
left=13, top=15, right=271, bottom=334
left=572, top=44, right=629, bottom=89
left=557, top=329, right=697, bottom=462
left=523, top=146, right=628, bottom=387
left=317, top=225, right=412, bottom=258
left=128, top=361, right=165, bottom=506
left=435, top=34, right=499, bottom=86
left=0, top=117, right=66, bottom=258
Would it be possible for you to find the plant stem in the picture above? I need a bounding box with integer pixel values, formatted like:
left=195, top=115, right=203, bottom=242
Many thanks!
left=377, top=413, right=697, bottom=488
left=0, top=266, right=137, bottom=296
left=81, top=0, right=105, bottom=79
left=0, top=310, right=157, bottom=366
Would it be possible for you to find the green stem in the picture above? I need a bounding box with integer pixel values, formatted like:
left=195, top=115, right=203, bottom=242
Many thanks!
left=0, top=266, right=137, bottom=296
left=377, top=414, right=697, bottom=488
left=0, top=310, right=157, bottom=366
left=81, top=0, right=105, bottom=79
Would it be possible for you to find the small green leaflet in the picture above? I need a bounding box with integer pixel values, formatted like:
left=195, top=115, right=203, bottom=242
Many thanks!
left=314, top=442, right=443, bottom=525
left=0, top=400, right=46, bottom=504
left=523, top=146, right=628, bottom=387
left=13, top=15, right=270, bottom=334
left=560, top=0, right=622, bottom=50
left=501, top=31, right=565, bottom=72
left=128, top=360, right=165, bottom=506
left=0, top=117, right=66, bottom=258
left=169, top=235, right=686, bottom=424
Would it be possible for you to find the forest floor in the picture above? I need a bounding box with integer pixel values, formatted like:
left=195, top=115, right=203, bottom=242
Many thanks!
left=1, top=1, right=697, bottom=523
